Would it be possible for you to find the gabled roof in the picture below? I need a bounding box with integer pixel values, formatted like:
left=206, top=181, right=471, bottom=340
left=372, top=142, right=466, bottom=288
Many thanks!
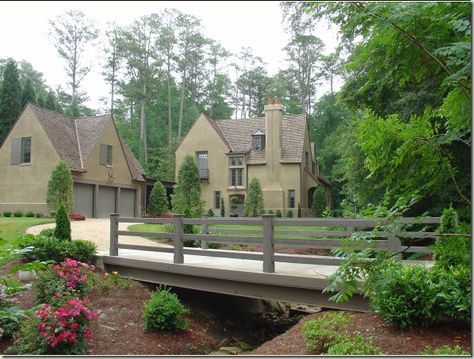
left=28, top=103, right=145, bottom=181
left=209, top=114, right=307, bottom=164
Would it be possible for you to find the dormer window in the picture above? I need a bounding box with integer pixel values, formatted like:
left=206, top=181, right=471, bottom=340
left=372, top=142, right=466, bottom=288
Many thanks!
left=252, top=129, right=265, bottom=152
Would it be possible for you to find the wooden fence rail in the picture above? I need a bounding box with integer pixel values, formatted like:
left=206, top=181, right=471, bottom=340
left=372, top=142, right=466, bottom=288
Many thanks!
left=109, top=214, right=441, bottom=274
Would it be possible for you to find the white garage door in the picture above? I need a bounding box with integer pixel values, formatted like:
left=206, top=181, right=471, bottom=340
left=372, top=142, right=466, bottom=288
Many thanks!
left=119, top=189, right=135, bottom=217
left=98, top=186, right=116, bottom=218
left=73, top=183, right=94, bottom=218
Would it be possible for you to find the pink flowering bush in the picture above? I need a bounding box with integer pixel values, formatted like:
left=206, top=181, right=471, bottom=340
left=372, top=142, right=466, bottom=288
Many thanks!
left=35, top=258, right=95, bottom=306
left=8, top=298, right=97, bottom=355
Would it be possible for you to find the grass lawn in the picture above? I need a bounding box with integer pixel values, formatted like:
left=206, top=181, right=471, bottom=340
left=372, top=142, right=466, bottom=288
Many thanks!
left=0, top=217, right=54, bottom=266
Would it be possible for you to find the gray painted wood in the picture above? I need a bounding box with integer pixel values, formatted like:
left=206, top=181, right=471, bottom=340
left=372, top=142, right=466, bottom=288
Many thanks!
left=210, top=228, right=262, bottom=234
left=10, top=138, right=21, bottom=164
left=117, top=244, right=174, bottom=253
left=173, top=215, right=184, bottom=264
left=401, top=246, right=432, bottom=253
left=388, top=233, right=403, bottom=260
left=201, top=214, right=209, bottom=249
left=109, top=213, right=119, bottom=256
left=183, top=248, right=262, bottom=260
left=94, top=184, right=99, bottom=218
left=185, top=217, right=262, bottom=225
left=275, top=254, right=344, bottom=266
left=262, top=214, right=275, bottom=273
left=118, top=217, right=173, bottom=224
left=183, top=234, right=262, bottom=245
left=117, top=230, right=173, bottom=239
left=274, top=229, right=350, bottom=237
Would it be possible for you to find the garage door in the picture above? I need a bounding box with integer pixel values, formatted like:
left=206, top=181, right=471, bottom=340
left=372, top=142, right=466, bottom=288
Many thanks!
left=97, top=186, right=116, bottom=218
left=73, top=183, right=94, bottom=218
left=119, top=189, right=135, bottom=217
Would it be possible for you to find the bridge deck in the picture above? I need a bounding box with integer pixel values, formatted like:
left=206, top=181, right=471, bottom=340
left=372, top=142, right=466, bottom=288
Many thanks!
left=98, top=249, right=433, bottom=313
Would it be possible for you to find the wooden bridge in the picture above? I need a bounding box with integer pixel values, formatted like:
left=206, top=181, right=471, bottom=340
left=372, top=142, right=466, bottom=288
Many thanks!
left=99, top=214, right=440, bottom=312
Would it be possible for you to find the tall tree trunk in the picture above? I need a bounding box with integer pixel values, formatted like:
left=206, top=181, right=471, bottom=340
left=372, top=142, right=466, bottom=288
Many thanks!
left=330, top=75, right=333, bottom=94
left=178, top=70, right=186, bottom=138
left=209, top=63, right=216, bottom=118
left=167, top=54, right=172, bottom=146
left=140, top=83, right=148, bottom=164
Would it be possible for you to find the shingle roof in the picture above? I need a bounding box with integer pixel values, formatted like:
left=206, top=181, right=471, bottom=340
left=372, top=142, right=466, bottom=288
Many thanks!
left=213, top=114, right=307, bottom=164
left=29, top=103, right=145, bottom=181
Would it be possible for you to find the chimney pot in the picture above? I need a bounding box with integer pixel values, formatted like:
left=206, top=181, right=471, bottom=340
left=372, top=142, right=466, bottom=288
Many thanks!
left=274, top=96, right=281, bottom=104
left=266, top=96, right=274, bottom=105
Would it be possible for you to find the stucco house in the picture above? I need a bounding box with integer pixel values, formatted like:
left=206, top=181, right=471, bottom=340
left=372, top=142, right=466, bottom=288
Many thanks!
left=175, top=97, right=331, bottom=217
left=0, top=103, right=146, bottom=218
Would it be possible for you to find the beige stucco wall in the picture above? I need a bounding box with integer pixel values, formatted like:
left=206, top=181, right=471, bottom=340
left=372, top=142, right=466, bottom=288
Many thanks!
left=300, top=125, right=322, bottom=216
left=75, top=119, right=143, bottom=215
left=176, top=115, right=234, bottom=213
left=0, top=107, right=61, bottom=214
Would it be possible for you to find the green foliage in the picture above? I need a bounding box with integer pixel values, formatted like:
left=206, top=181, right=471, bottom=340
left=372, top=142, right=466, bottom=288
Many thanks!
left=311, top=187, right=327, bottom=217
left=301, top=311, right=353, bottom=352
left=25, top=211, right=35, bottom=218
left=220, top=198, right=225, bottom=217
left=433, top=207, right=470, bottom=269
left=367, top=264, right=440, bottom=329
left=0, top=306, right=31, bottom=339
left=275, top=210, right=282, bottom=218
left=142, top=288, right=189, bottom=331
left=19, top=234, right=96, bottom=264
left=267, top=210, right=274, bottom=215
left=10, top=260, right=53, bottom=274
left=147, top=181, right=169, bottom=216
left=13, top=211, right=23, bottom=217
left=326, top=332, right=382, bottom=355
left=297, top=203, right=302, bottom=218
left=54, top=204, right=71, bottom=241
left=21, top=78, right=36, bottom=108
left=286, top=209, right=294, bottom=218
left=420, top=345, right=469, bottom=356
left=46, top=161, right=74, bottom=213
left=172, top=154, right=204, bottom=218
left=3, top=211, right=12, bottom=217
left=244, top=177, right=264, bottom=217
left=207, top=209, right=214, bottom=217
left=6, top=315, right=44, bottom=355
left=35, top=212, right=43, bottom=218
left=0, top=59, right=22, bottom=144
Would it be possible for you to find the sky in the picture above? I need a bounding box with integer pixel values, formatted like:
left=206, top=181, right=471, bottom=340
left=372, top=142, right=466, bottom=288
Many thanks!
left=0, top=1, right=342, bottom=110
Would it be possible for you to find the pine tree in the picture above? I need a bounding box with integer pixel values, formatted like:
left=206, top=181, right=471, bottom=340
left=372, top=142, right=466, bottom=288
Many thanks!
left=54, top=203, right=71, bottom=241
left=172, top=154, right=204, bottom=218
left=0, top=59, right=22, bottom=144
left=244, top=177, right=264, bottom=217
left=147, top=181, right=168, bottom=216
left=311, top=186, right=327, bottom=217
left=21, top=78, right=36, bottom=108
left=46, top=161, right=74, bottom=213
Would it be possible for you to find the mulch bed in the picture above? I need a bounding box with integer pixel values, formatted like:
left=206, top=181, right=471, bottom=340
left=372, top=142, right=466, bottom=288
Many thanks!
left=252, top=310, right=472, bottom=355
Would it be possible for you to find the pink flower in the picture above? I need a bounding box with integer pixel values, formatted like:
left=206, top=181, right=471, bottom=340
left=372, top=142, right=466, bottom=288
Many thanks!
left=70, top=322, right=78, bottom=329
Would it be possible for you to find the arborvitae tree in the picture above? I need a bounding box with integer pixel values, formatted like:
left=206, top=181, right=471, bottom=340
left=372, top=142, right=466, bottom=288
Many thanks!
left=220, top=197, right=225, bottom=217
left=297, top=203, right=302, bottom=218
left=54, top=203, right=71, bottom=241
left=244, top=177, right=264, bottom=217
left=287, top=209, right=294, bottom=218
left=311, top=186, right=327, bottom=217
left=36, top=93, right=46, bottom=107
left=46, top=161, right=74, bottom=213
left=0, top=59, right=22, bottom=144
left=21, top=78, right=36, bottom=108
left=147, top=181, right=168, bottom=216
left=275, top=209, right=282, bottom=218
left=207, top=209, right=214, bottom=217
left=172, top=154, right=204, bottom=218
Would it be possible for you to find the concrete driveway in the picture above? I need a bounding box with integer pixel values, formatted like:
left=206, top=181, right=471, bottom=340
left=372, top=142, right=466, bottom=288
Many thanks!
left=26, top=218, right=169, bottom=253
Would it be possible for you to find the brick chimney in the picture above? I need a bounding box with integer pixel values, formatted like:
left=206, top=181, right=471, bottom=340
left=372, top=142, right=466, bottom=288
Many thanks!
left=264, top=96, right=283, bottom=170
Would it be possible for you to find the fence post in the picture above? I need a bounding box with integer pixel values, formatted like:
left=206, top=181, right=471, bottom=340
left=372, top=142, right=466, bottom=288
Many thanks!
left=109, top=213, right=119, bottom=256
left=262, top=214, right=275, bottom=273
left=173, top=214, right=184, bottom=264
left=388, top=233, right=402, bottom=261
left=201, top=214, right=209, bottom=249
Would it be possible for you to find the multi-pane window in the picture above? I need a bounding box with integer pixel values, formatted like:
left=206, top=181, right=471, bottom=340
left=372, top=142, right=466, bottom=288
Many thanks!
left=196, top=152, right=209, bottom=179
left=106, top=145, right=113, bottom=166
left=231, top=168, right=243, bottom=186
left=21, top=137, right=31, bottom=163
left=214, top=191, right=221, bottom=209
left=229, top=156, right=244, bottom=187
left=252, top=135, right=265, bottom=151
left=288, top=190, right=295, bottom=208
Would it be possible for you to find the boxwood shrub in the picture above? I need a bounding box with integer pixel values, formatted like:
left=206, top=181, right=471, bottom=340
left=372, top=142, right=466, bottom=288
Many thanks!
left=142, top=288, right=189, bottom=331
left=13, top=211, right=23, bottom=217
left=3, top=211, right=12, bottom=217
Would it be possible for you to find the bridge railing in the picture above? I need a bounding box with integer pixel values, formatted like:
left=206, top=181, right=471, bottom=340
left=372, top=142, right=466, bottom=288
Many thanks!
left=109, top=214, right=440, bottom=273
